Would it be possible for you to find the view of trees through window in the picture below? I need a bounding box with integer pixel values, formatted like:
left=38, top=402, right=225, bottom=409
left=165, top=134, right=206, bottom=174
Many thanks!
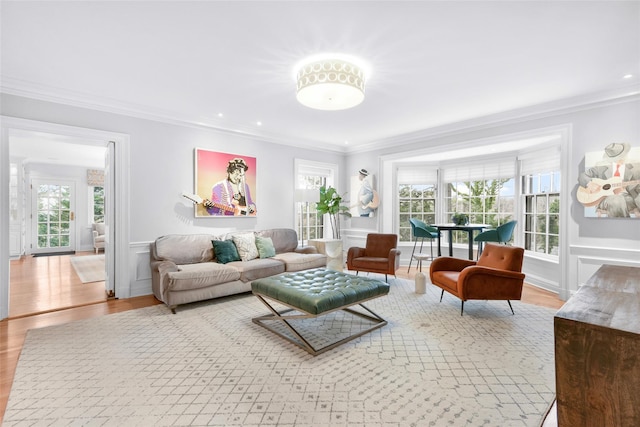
left=444, top=179, right=515, bottom=244
left=399, top=184, right=436, bottom=242
left=92, top=186, right=105, bottom=224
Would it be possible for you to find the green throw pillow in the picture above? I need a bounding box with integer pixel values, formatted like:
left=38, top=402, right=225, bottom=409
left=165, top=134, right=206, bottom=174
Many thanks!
left=255, top=236, right=276, bottom=258
left=212, top=239, right=241, bottom=264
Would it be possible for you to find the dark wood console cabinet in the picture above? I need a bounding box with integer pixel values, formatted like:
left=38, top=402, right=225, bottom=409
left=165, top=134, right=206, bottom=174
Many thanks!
left=554, top=264, right=640, bottom=427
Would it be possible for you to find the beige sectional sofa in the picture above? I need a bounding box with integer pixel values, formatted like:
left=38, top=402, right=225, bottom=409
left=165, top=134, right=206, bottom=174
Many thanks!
left=150, top=228, right=327, bottom=313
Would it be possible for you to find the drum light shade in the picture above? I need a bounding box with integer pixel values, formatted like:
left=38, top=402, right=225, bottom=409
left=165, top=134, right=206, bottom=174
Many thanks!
left=294, top=54, right=368, bottom=111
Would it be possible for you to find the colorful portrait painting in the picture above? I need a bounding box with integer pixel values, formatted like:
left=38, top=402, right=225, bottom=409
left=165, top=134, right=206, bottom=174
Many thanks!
left=350, top=168, right=379, bottom=218
left=577, top=142, right=640, bottom=218
left=194, top=149, right=257, bottom=217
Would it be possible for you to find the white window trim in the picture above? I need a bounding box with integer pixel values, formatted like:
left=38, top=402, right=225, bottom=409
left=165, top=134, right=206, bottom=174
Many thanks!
left=293, top=159, right=339, bottom=241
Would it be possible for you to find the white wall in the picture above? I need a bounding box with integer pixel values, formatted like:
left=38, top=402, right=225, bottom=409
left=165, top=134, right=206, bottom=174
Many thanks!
left=2, top=93, right=639, bottom=304
left=1, top=93, right=345, bottom=302
left=1, top=94, right=345, bottom=241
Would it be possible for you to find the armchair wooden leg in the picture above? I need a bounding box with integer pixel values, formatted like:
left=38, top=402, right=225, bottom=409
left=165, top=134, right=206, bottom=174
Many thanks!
left=439, top=289, right=444, bottom=302
left=507, top=300, right=514, bottom=315
left=461, top=301, right=464, bottom=316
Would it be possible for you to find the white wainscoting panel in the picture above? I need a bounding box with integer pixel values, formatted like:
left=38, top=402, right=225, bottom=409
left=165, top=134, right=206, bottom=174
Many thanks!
left=342, top=228, right=371, bottom=255
left=570, top=244, right=640, bottom=296
left=129, top=241, right=153, bottom=298
left=522, top=255, right=561, bottom=296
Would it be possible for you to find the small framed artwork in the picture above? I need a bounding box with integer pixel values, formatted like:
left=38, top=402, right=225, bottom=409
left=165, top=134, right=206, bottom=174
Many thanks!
left=190, top=148, right=257, bottom=217
left=350, top=168, right=380, bottom=218
left=577, top=142, right=640, bottom=218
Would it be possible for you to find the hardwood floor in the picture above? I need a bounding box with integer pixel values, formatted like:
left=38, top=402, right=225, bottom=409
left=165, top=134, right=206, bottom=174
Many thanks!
left=9, top=252, right=107, bottom=318
left=0, top=262, right=563, bottom=424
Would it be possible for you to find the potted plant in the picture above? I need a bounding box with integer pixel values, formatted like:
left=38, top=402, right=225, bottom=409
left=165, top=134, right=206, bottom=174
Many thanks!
left=451, top=212, right=469, bottom=226
left=315, top=186, right=352, bottom=239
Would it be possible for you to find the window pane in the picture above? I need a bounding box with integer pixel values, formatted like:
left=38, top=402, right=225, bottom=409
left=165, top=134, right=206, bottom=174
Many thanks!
left=91, top=186, right=105, bottom=224
left=535, top=234, right=546, bottom=253
left=38, top=223, right=48, bottom=235
left=549, top=215, right=560, bottom=234
left=536, top=196, right=547, bottom=212
left=549, top=235, right=559, bottom=255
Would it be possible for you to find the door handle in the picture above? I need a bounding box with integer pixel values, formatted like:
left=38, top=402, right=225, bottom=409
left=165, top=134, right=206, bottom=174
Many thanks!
left=70, top=211, right=75, bottom=221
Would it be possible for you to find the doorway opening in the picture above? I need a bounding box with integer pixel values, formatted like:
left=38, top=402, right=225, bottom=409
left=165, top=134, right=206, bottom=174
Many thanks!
left=1, top=117, right=131, bottom=321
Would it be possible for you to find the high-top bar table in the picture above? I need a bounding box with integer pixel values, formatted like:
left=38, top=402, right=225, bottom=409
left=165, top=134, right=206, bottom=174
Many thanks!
left=434, top=223, right=488, bottom=260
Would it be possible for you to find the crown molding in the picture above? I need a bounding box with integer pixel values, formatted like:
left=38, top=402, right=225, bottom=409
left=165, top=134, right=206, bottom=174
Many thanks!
left=0, top=77, right=348, bottom=155
left=2, top=76, right=637, bottom=157
left=346, top=84, right=640, bottom=154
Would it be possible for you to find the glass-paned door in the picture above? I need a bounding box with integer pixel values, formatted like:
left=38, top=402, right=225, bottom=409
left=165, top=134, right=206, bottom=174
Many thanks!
left=31, top=179, right=76, bottom=254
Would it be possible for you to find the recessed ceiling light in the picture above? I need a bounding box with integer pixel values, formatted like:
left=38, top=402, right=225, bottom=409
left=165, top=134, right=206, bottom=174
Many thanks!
left=218, top=113, right=224, bottom=117
left=344, top=140, right=349, bottom=145
left=623, top=74, right=633, bottom=79
left=256, top=121, right=262, bottom=126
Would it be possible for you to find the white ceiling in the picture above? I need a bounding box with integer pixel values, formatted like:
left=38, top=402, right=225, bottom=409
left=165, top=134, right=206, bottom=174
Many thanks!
left=2, top=1, right=639, bottom=155
left=8, top=130, right=107, bottom=168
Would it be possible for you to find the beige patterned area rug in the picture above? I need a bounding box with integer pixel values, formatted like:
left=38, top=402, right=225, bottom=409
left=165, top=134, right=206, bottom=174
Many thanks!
left=69, top=254, right=105, bottom=283
left=4, top=278, right=556, bottom=426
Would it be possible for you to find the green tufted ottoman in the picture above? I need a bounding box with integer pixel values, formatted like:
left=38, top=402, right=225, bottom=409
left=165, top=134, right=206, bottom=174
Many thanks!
left=251, top=268, right=390, bottom=355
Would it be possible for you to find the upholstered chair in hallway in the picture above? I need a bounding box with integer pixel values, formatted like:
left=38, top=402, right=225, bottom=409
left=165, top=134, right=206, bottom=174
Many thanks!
left=429, top=243, right=525, bottom=315
left=347, top=233, right=401, bottom=282
left=92, top=223, right=106, bottom=253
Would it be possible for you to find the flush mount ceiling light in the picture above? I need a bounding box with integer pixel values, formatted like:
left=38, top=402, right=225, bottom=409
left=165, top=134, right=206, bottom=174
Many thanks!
left=294, top=54, right=370, bottom=111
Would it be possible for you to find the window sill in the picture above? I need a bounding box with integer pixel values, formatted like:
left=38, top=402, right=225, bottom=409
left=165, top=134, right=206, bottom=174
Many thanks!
left=524, top=251, right=559, bottom=264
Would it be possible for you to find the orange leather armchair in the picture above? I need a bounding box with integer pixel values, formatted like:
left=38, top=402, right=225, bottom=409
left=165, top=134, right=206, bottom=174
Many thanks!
left=347, top=233, right=401, bottom=282
left=429, top=243, right=525, bottom=315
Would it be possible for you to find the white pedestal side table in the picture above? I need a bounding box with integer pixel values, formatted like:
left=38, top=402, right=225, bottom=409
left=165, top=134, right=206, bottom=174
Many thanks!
left=413, top=253, right=432, bottom=294
left=309, top=239, right=344, bottom=272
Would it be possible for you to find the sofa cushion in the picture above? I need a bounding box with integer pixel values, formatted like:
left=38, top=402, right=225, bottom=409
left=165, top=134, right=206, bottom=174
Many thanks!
left=155, top=234, right=215, bottom=264
left=273, top=252, right=327, bottom=272
left=225, top=258, right=285, bottom=282
left=232, top=232, right=259, bottom=261
left=256, top=228, right=298, bottom=254
left=167, top=262, right=241, bottom=291
left=255, top=236, right=276, bottom=258
left=212, top=240, right=241, bottom=264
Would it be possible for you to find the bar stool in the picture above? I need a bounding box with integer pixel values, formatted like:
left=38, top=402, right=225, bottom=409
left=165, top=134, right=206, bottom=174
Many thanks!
left=474, top=220, right=517, bottom=258
left=407, top=218, right=439, bottom=273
